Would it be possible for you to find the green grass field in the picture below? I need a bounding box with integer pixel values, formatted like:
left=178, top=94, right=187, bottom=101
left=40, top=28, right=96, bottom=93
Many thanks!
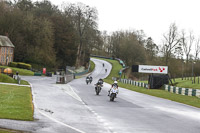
left=0, top=66, right=34, bottom=76
left=140, top=78, right=200, bottom=89
left=171, top=78, right=200, bottom=89
left=0, top=73, right=29, bottom=85
left=0, top=84, right=33, bottom=121
left=94, top=57, right=200, bottom=108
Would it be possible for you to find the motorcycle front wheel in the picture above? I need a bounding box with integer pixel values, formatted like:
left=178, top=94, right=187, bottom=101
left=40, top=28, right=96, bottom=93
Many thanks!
left=96, top=87, right=100, bottom=95
left=110, top=93, right=116, bottom=101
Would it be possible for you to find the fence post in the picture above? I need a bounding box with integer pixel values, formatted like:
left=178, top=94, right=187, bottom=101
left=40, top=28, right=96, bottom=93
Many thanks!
left=17, top=75, right=21, bottom=85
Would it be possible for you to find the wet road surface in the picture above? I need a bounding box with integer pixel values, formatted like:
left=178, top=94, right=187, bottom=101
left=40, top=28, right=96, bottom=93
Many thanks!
left=1, top=58, right=200, bottom=133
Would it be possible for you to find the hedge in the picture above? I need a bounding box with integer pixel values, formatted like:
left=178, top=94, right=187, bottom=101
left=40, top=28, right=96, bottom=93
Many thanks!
left=8, top=62, right=18, bottom=67
left=9, top=62, right=32, bottom=70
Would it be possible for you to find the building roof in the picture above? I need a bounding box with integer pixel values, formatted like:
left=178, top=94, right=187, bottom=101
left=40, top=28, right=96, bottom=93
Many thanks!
left=0, top=35, right=14, bottom=47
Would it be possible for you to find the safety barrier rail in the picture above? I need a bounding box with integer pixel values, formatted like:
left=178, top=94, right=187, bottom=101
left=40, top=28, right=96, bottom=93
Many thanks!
left=112, top=77, right=148, bottom=89
left=164, top=84, right=200, bottom=98
left=74, top=64, right=90, bottom=76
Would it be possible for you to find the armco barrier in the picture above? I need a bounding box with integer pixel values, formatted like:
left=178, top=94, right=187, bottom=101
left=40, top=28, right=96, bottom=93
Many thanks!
left=74, top=64, right=90, bottom=76
left=164, top=84, right=200, bottom=98
left=74, top=69, right=89, bottom=76
left=117, top=78, right=148, bottom=89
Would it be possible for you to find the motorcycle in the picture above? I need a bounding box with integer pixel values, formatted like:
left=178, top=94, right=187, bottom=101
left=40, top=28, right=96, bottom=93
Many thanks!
left=95, top=84, right=102, bottom=95
left=109, top=86, right=118, bottom=101
left=86, top=78, right=90, bottom=85
left=89, top=77, right=93, bottom=84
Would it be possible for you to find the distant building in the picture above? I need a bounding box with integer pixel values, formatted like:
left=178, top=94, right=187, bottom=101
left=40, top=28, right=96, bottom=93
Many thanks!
left=0, top=35, right=15, bottom=65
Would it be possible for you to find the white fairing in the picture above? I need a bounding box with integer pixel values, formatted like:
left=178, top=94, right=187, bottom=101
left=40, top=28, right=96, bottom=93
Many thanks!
left=111, top=86, right=119, bottom=94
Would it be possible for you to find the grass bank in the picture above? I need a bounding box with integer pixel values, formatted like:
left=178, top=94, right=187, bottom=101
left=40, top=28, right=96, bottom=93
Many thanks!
left=171, top=78, right=200, bottom=89
left=0, top=66, right=34, bottom=76
left=0, top=84, right=33, bottom=121
left=0, top=73, right=29, bottom=85
left=94, top=57, right=200, bottom=108
left=89, top=60, right=95, bottom=73
left=118, top=82, right=200, bottom=108
left=0, top=128, right=22, bottom=133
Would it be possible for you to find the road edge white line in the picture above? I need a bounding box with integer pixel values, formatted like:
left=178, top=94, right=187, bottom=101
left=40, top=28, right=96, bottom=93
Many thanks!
left=30, top=83, right=86, bottom=133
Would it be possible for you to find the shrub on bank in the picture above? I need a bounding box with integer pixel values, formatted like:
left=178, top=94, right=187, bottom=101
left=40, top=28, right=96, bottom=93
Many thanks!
left=9, top=62, right=32, bottom=70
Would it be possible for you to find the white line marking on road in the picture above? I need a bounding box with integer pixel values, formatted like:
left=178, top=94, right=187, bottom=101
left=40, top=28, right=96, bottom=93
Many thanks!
left=0, top=82, right=30, bottom=87
left=38, top=109, right=86, bottom=133
left=62, top=85, right=83, bottom=102
left=30, top=83, right=86, bottom=133
left=68, top=85, right=116, bottom=133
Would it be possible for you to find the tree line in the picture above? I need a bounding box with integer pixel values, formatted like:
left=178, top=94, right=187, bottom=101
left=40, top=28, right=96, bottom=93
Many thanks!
left=0, top=0, right=99, bottom=70
left=92, top=23, right=200, bottom=79
left=1, top=0, right=199, bottom=79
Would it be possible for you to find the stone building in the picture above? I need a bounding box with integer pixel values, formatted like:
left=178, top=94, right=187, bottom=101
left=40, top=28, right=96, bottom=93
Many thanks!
left=0, top=35, right=14, bottom=65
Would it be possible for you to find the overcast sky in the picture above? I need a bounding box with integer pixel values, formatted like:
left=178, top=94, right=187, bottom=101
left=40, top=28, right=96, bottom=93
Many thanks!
left=37, top=0, right=200, bottom=45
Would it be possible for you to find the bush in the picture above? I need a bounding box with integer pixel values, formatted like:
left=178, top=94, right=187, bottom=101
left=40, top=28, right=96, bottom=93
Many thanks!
left=9, top=62, right=18, bottom=67
left=18, top=63, right=32, bottom=70
left=8, top=62, right=32, bottom=70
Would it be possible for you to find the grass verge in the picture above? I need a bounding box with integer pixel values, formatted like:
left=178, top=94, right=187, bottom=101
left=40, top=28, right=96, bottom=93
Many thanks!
left=0, top=73, right=29, bottom=85
left=0, top=128, right=23, bottom=133
left=0, top=84, right=33, bottom=121
left=89, top=60, right=95, bottom=73
left=94, top=57, right=200, bottom=108
left=118, top=82, right=200, bottom=108
left=0, top=66, right=34, bottom=76
left=171, top=78, right=200, bottom=89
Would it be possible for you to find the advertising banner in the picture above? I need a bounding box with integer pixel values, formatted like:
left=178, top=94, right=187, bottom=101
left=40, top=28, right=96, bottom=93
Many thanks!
left=138, top=65, right=168, bottom=74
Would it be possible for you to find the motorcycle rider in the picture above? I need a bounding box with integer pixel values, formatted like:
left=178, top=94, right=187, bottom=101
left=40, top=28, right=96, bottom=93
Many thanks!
left=108, top=81, right=119, bottom=96
left=95, top=79, right=103, bottom=91
left=98, top=78, right=104, bottom=85
left=89, top=76, right=93, bottom=83
left=86, top=76, right=90, bottom=84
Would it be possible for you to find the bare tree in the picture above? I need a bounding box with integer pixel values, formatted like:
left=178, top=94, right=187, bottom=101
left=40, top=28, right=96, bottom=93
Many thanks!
left=182, top=30, right=194, bottom=63
left=194, top=37, right=200, bottom=61
left=162, top=23, right=181, bottom=65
